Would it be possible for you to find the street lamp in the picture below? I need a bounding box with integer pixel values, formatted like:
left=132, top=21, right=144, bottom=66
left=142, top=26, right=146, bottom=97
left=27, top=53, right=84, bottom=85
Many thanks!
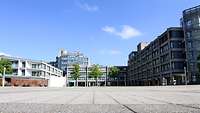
left=184, top=66, right=187, bottom=85
left=105, top=66, right=108, bottom=86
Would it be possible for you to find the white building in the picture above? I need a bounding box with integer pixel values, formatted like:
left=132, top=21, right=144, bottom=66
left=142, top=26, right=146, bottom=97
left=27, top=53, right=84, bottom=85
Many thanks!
left=66, top=65, right=108, bottom=86
left=0, top=55, right=66, bottom=87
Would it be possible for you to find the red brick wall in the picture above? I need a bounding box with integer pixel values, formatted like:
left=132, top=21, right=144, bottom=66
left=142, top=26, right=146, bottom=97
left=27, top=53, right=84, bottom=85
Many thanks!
left=11, top=78, right=48, bottom=87
left=0, top=77, right=48, bottom=87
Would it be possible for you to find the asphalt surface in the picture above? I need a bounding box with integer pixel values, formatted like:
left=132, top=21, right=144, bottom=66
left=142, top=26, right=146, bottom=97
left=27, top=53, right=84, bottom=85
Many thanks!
left=0, top=86, right=200, bottom=113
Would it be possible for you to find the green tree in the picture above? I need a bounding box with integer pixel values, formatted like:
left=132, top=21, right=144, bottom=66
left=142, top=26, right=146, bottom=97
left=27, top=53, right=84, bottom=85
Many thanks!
left=70, top=64, right=80, bottom=86
left=89, top=64, right=103, bottom=86
left=108, top=66, right=120, bottom=86
left=108, top=66, right=120, bottom=78
left=0, top=58, right=12, bottom=76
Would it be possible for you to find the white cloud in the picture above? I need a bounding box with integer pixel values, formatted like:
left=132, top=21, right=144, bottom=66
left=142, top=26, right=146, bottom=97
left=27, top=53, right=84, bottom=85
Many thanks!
left=78, top=2, right=99, bottom=12
left=0, top=52, right=10, bottom=56
left=102, top=25, right=141, bottom=39
left=99, top=49, right=121, bottom=55
left=102, top=26, right=115, bottom=33
left=117, top=25, right=141, bottom=39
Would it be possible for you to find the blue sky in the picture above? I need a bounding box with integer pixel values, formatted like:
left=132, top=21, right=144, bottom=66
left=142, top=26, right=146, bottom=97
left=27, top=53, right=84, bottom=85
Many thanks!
left=0, top=0, right=200, bottom=66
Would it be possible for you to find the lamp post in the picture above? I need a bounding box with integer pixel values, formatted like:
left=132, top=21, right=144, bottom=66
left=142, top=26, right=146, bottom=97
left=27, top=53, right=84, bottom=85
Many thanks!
left=124, top=74, right=127, bottom=86
left=184, top=67, right=187, bottom=85
left=105, top=66, right=108, bottom=86
left=2, top=67, right=6, bottom=87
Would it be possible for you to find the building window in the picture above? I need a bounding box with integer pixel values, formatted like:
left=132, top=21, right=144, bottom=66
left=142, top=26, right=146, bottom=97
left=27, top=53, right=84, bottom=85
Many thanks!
left=170, top=41, right=183, bottom=48
left=32, top=72, right=36, bottom=76
left=32, top=64, right=36, bottom=68
left=170, top=31, right=184, bottom=38
left=189, top=63, right=195, bottom=70
left=186, top=32, right=192, bottom=39
left=12, top=61, right=18, bottom=68
left=13, top=69, right=18, bottom=75
left=22, top=62, right=26, bottom=68
left=172, top=62, right=184, bottom=70
left=188, top=42, right=192, bottom=48
left=186, top=20, right=192, bottom=28
left=47, top=66, right=50, bottom=71
left=41, top=64, right=46, bottom=69
left=171, top=51, right=185, bottom=59
left=161, top=43, right=169, bottom=53
left=22, top=70, right=25, bottom=76
left=198, top=16, right=200, bottom=26
left=189, top=51, right=194, bottom=59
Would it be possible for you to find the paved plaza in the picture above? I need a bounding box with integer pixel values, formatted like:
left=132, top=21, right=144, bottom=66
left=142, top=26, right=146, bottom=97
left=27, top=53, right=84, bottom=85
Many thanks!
left=0, top=86, right=200, bottom=113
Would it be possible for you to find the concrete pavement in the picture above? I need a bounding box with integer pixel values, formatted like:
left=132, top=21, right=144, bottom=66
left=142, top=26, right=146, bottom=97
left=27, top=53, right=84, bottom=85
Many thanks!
left=0, top=86, right=200, bottom=113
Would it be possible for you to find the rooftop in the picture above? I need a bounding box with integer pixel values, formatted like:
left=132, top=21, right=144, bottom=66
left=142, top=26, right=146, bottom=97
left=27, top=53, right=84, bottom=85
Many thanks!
left=183, top=4, right=200, bottom=14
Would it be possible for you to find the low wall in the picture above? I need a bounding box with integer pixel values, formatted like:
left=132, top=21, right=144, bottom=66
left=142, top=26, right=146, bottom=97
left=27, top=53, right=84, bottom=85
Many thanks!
left=48, top=76, right=66, bottom=87
left=11, top=78, right=48, bottom=87
left=0, top=77, right=48, bottom=87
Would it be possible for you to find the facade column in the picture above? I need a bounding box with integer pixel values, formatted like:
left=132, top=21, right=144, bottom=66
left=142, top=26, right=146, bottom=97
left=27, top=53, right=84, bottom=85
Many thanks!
left=184, top=67, right=187, bottom=85
left=124, top=74, right=126, bottom=86
left=162, top=76, right=166, bottom=86
left=105, top=66, right=108, bottom=86
left=172, top=76, right=176, bottom=85
left=66, top=66, right=69, bottom=87
left=86, top=66, right=88, bottom=87
left=17, top=59, right=21, bottom=76
left=85, top=66, right=87, bottom=87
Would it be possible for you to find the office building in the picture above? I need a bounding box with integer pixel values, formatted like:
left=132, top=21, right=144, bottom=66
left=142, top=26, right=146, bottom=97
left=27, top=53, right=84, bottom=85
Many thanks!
left=53, top=49, right=90, bottom=71
left=128, top=27, right=186, bottom=86
left=0, top=55, right=65, bottom=87
left=127, top=5, right=200, bottom=86
left=66, top=65, right=108, bottom=86
left=66, top=65, right=127, bottom=87
left=181, top=5, right=200, bottom=84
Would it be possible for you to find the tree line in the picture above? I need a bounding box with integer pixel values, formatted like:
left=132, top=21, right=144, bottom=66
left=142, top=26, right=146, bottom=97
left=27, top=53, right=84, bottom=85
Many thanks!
left=70, top=64, right=120, bottom=86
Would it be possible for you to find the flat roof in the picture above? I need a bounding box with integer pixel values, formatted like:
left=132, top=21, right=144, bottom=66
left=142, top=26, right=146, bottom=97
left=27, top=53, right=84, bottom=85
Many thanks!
left=183, top=5, right=200, bottom=14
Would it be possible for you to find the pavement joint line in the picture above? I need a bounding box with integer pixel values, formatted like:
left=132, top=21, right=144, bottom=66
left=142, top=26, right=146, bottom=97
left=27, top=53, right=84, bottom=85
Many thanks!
left=0, top=88, right=63, bottom=94
left=92, top=90, right=95, bottom=104
left=38, top=93, right=68, bottom=104
left=145, top=89, right=200, bottom=94
left=105, top=93, right=138, bottom=113
left=10, top=91, right=66, bottom=104
left=135, top=94, right=200, bottom=110
left=67, top=92, right=86, bottom=104
left=119, top=93, right=146, bottom=104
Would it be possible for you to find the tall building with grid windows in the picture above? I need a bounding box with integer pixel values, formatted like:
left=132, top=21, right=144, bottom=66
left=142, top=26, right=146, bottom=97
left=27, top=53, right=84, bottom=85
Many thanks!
left=52, top=49, right=90, bottom=71
left=181, top=5, right=200, bottom=84
left=127, top=5, right=200, bottom=86
left=128, top=28, right=186, bottom=86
